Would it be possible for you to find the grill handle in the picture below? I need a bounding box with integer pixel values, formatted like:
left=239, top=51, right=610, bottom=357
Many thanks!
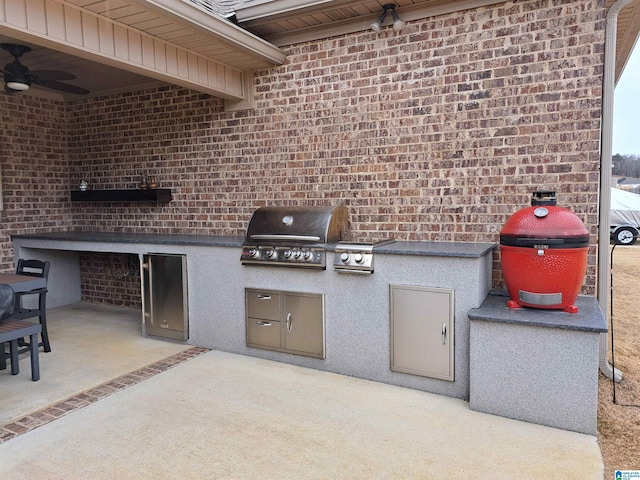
left=250, top=234, right=321, bottom=242
left=512, top=238, right=565, bottom=247
left=500, top=235, right=590, bottom=248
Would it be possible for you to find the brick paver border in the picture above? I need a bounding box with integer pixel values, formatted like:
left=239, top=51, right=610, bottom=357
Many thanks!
left=0, top=346, right=210, bottom=443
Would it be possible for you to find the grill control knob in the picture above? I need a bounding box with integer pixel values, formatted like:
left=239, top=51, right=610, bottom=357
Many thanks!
left=293, top=250, right=302, bottom=259
left=265, top=248, right=275, bottom=258
left=303, top=251, right=312, bottom=260
left=354, top=253, right=364, bottom=264
left=249, top=248, right=259, bottom=259
left=340, top=252, right=350, bottom=263
left=283, top=250, right=292, bottom=259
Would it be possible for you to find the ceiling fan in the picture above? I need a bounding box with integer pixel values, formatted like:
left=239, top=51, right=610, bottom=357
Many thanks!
left=1, top=43, right=89, bottom=95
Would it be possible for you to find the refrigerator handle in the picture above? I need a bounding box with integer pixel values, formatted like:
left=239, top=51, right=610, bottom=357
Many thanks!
left=141, top=256, right=152, bottom=327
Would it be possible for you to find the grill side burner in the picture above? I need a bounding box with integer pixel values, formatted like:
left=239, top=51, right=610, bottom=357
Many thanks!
left=241, top=205, right=350, bottom=269
left=333, top=239, right=394, bottom=274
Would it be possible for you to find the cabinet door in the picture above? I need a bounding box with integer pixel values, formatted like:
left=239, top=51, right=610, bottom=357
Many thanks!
left=390, top=285, right=454, bottom=381
left=143, top=254, right=188, bottom=341
left=283, top=293, right=325, bottom=358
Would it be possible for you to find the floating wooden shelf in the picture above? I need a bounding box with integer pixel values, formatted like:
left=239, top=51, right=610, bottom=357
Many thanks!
left=71, top=189, right=172, bottom=203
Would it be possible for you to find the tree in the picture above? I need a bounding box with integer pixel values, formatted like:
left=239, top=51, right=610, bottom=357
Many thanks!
left=612, top=154, right=640, bottom=178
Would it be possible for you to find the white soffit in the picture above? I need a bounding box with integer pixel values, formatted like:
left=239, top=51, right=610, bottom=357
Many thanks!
left=131, top=0, right=286, bottom=68
left=236, top=0, right=337, bottom=21
left=0, top=0, right=286, bottom=100
left=609, top=0, right=640, bottom=82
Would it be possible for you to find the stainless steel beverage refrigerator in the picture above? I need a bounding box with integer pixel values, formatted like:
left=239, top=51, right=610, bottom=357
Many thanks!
left=141, top=254, right=188, bottom=340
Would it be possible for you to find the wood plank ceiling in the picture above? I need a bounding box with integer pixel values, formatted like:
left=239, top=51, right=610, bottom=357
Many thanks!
left=237, top=0, right=640, bottom=82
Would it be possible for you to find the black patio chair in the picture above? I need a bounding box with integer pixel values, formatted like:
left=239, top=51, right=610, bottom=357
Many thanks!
left=0, top=283, right=15, bottom=370
left=12, top=259, right=51, bottom=353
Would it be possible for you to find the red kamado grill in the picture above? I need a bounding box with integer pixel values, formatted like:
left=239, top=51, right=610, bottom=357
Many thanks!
left=500, top=191, right=589, bottom=314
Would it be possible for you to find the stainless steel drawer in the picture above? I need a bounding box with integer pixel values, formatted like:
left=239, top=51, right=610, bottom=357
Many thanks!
left=246, top=290, right=282, bottom=320
left=246, top=318, right=281, bottom=348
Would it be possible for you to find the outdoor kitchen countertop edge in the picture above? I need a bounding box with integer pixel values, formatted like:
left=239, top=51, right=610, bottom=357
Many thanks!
left=11, top=231, right=245, bottom=247
left=371, top=240, right=497, bottom=257
left=12, top=232, right=497, bottom=257
left=469, top=291, right=608, bottom=333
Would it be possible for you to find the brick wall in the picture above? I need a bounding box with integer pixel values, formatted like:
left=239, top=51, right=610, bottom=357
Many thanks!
left=1, top=0, right=606, bottom=299
left=79, top=253, right=141, bottom=308
left=0, top=94, right=73, bottom=272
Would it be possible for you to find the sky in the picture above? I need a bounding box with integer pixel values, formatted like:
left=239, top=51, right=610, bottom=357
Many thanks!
left=613, top=40, right=640, bottom=156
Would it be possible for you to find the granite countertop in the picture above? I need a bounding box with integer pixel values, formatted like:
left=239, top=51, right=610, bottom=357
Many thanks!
left=12, top=231, right=497, bottom=258
left=373, top=240, right=496, bottom=258
left=12, top=231, right=245, bottom=247
left=469, top=290, right=608, bottom=333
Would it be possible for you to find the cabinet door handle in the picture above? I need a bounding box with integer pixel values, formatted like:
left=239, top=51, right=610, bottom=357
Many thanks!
left=442, top=323, right=447, bottom=345
left=256, top=294, right=271, bottom=300
left=286, top=313, right=292, bottom=332
left=256, top=321, right=272, bottom=327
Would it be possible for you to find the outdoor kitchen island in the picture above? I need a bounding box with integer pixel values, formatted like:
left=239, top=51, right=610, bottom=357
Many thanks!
left=12, top=231, right=494, bottom=400
left=12, top=231, right=609, bottom=434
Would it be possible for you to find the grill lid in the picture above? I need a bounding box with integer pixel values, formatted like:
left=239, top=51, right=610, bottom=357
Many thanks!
left=244, top=205, right=349, bottom=244
left=500, top=205, right=590, bottom=249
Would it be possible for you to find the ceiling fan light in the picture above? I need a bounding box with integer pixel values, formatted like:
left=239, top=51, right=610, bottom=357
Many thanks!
left=6, top=81, right=29, bottom=91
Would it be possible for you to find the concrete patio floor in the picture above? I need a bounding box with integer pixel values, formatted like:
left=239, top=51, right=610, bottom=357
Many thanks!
left=0, top=303, right=604, bottom=479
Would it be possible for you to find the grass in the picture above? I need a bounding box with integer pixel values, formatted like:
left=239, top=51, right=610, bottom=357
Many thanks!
left=597, top=244, right=640, bottom=477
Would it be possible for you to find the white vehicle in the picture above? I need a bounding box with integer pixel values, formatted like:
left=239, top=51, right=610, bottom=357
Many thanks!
left=610, top=188, right=640, bottom=245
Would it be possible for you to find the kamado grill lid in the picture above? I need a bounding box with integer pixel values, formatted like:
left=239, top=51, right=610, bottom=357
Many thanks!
left=500, top=192, right=590, bottom=249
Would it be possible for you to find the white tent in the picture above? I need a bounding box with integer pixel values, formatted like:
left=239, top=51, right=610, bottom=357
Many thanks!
left=610, top=188, right=640, bottom=227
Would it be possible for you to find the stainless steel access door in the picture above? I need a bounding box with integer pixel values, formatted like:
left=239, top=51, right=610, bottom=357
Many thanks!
left=141, top=254, right=188, bottom=341
left=283, top=293, right=324, bottom=357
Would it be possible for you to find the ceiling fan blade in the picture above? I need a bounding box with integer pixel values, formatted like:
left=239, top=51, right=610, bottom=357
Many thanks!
left=37, top=79, right=89, bottom=95
left=30, top=70, right=76, bottom=81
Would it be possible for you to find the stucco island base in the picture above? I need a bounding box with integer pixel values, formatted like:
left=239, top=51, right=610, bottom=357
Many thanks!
left=469, top=292, right=607, bottom=435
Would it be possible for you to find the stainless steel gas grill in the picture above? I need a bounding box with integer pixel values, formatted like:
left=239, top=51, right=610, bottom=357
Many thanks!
left=241, top=205, right=350, bottom=269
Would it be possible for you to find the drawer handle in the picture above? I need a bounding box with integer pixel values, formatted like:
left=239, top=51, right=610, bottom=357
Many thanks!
left=256, top=321, right=272, bottom=327
left=256, top=294, right=272, bottom=300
